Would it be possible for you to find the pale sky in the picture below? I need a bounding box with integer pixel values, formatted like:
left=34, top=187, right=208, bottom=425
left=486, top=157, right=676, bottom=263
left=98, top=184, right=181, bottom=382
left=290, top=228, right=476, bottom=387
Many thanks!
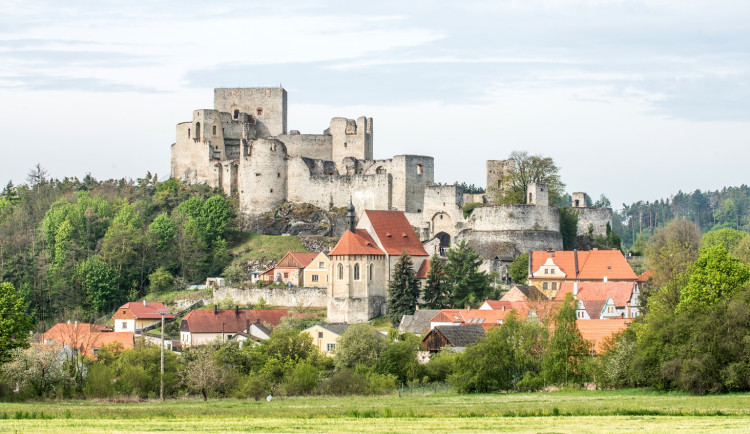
left=1, top=0, right=749, bottom=209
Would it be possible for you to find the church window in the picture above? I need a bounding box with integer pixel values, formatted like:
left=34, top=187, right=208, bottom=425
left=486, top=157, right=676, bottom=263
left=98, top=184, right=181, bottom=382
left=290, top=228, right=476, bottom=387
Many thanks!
left=354, top=263, right=360, bottom=280
left=369, top=263, right=373, bottom=281
left=338, top=263, right=344, bottom=280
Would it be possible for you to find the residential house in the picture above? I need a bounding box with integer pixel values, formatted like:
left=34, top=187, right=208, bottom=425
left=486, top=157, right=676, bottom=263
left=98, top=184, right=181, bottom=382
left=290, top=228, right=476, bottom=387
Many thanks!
left=233, top=320, right=273, bottom=346
left=112, top=300, right=174, bottom=333
left=528, top=250, right=637, bottom=298
left=398, top=309, right=441, bottom=335
left=261, top=252, right=320, bottom=286
left=422, top=325, right=486, bottom=352
left=327, top=205, right=429, bottom=323
left=42, top=322, right=134, bottom=358
left=303, top=252, right=330, bottom=288
left=429, top=306, right=531, bottom=331
left=303, top=323, right=351, bottom=355
left=555, top=281, right=640, bottom=319
left=498, top=285, right=547, bottom=303
left=179, top=306, right=288, bottom=347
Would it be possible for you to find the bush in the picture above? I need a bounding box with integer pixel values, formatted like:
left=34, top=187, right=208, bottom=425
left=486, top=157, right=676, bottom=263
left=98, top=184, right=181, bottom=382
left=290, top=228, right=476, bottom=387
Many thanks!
left=319, top=369, right=368, bottom=396
left=515, top=371, right=544, bottom=392
left=234, top=375, right=271, bottom=401
left=222, top=264, right=246, bottom=286
left=148, top=267, right=173, bottom=293
left=83, top=364, right=115, bottom=398
left=424, top=350, right=457, bottom=383
left=282, top=361, right=320, bottom=396
left=462, top=202, right=483, bottom=218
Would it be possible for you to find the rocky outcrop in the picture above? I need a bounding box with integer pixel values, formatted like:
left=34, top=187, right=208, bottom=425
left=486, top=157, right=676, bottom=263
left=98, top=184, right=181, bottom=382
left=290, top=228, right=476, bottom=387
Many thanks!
left=245, top=203, right=348, bottom=237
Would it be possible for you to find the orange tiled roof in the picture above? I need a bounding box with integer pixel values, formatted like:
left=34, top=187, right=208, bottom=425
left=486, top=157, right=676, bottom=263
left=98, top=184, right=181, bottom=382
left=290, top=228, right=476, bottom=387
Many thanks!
left=362, top=210, right=428, bottom=256
left=416, top=259, right=431, bottom=279
left=113, top=301, right=174, bottom=320
left=531, top=250, right=637, bottom=281
left=431, top=305, right=532, bottom=330
left=42, top=323, right=134, bottom=357
left=556, top=281, right=635, bottom=307
left=329, top=229, right=385, bottom=256
left=181, top=309, right=289, bottom=334
left=576, top=319, right=631, bottom=353
left=638, top=270, right=653, bottom=283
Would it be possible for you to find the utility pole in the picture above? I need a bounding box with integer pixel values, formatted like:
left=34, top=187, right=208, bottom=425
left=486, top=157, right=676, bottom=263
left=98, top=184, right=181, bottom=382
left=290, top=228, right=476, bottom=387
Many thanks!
left=159, top=310, right=166, bottom=401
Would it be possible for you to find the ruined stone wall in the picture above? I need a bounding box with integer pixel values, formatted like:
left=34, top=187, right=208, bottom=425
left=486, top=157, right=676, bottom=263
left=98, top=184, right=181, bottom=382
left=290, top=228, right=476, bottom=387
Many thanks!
left=238, top=139, right=288, bottom=215
left=214, top=88, right=287, bottom=137
left=275, top=133, right=333, bottom=160
left=468, top=204, right=560, bottom=232
left=330, top=117, right=373, bottom=164
left=286, top=157, right=392, bottom=214
left=575, top=207, right=613, bottom=237
left=485, top=159, right=514, bottom=200
left=464, top=193, right=486, bottom=204
left=390, top=155, right=434, bottom=213
left=213, top=286, right=327, bottom=308
left=418, top=184, right=467, bottom=239
left=171, top=122, right=218, bottom=187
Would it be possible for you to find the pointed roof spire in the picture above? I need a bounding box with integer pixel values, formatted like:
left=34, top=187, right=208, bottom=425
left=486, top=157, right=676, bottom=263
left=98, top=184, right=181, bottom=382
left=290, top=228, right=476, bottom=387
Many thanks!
left=347, top=198, right=356, bottom=233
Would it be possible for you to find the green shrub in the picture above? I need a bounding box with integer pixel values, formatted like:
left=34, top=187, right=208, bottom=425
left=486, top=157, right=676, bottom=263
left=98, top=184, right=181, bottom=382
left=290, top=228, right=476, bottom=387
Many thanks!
left=515, top=371, right=544, bottom=392
left=462, top=202, right=483, bottom=219
left=83, top=364, right=115, bottom=398
left=234, top=375, right=271, bottom=401
left=282, top=361, right=320, bottom=396
left=424, top=350, right=457, bottom=382
left=319, top=369, right=368, bottom=396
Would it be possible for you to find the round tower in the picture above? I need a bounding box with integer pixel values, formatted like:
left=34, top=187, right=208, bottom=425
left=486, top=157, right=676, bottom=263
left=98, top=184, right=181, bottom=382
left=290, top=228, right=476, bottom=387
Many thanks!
left=239, top=138, right=288, bottom=214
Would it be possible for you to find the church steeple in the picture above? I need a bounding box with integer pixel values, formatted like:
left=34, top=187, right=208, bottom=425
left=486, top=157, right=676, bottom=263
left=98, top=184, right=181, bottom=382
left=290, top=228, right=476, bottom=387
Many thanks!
left=347, top=199, right=356, bottom=232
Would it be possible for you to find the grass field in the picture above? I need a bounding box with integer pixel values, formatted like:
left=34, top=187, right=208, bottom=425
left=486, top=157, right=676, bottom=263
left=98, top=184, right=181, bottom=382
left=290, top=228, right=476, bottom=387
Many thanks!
left=1, top=389, right=749, bottom=433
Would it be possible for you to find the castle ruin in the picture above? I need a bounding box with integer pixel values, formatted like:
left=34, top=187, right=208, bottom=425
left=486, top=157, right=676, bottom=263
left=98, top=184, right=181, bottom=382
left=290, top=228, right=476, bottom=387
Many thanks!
left=171, top=87, right=613, bottom=271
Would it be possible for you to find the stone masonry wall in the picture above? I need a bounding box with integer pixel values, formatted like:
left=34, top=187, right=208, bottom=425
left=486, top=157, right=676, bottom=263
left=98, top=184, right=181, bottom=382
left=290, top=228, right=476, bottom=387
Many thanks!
left=575, top=207, right=613, bottom=237
left=214, top=88, right=287, bottom=137
left=276, top=133, right=332, bottom=160
left=214, top=286, right=327, bottom=308
left=469, top=204, right=560, bottom=232
left=456, top=229, right=563, bottom=259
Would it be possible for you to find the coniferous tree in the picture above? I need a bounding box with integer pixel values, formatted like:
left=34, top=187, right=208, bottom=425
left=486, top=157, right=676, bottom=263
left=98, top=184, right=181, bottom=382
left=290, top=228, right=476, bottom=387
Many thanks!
left=444, top=241, right=490, bottom=308
left=422, top=254, right=449, bottom=308
left=387, top=251, right=419, bottom=325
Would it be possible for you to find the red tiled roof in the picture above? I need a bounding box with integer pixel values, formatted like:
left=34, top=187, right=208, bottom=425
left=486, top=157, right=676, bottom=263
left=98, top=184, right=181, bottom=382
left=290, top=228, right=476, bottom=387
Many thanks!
left=113, top=301, right=174, bottom=320
left=181, top=309, right=289, bottom=334
left=329, top=229, right=385, bottom=256
left=638, top=270, right=653, bottom=283
left=416, top=259, right=431, bottom=279
left=556, top=281, right=635, bottom=307
left=362, top=210, right=428, bottom=256
left=576, top=319, right=631, bottom=353
left=531, top=250, right=637, bottom=281
left=42, top=323, right=134, bottom=357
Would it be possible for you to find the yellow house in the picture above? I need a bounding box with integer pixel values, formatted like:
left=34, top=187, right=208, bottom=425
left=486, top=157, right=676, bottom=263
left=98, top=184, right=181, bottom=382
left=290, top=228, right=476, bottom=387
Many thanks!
left=303, top=252, right=330, bottom=288
left=112, top=300, right=174, bottom=333
left=303, top=323, right=350, bottom=355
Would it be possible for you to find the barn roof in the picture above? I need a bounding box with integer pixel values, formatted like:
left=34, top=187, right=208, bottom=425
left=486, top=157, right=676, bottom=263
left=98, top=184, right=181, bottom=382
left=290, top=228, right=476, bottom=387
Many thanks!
left=430, top=325, right=486, bottom=347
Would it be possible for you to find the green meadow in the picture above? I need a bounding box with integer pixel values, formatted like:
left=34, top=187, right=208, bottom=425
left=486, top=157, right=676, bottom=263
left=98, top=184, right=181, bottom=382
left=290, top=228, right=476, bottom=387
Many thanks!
left=1, top=389, right=748, bottom=433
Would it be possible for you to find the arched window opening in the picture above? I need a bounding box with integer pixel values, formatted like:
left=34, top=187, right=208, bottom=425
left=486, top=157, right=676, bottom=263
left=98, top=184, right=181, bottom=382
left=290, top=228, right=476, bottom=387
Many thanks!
left=353, top=263, right=360, bottom=280
left=416, top=164, right=423, bottom=175
left=195, top=122, right=201, bottom=139
left=233, top=109, right=239, bottom=120
left=338, top=263, right=344, bottom=280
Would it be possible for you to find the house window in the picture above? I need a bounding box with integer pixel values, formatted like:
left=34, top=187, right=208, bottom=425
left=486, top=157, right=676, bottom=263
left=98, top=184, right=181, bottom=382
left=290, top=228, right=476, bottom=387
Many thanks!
left=311, top=274, right=319, bottom=282
left=551, top=282, right=557, bottom=290
left=353, top=263, right=360, bottom=280
left=284, top=272, right=289, bottom=278
left=123, top=322, right=127, bottom=329
left=326, top=343, right=336, bottom=352
left=318, top=262, right=325, bottom=268
left=543, top=282, right=548, bottom=290
left=318, top=332, right=323, bottom=338
left=338, top=263, right=344, bottom=280
left=226, top=334, right=233, bottom=340
left=93, top=348, right=99, bottom=356
left=544, top=269, right=548, bottom=274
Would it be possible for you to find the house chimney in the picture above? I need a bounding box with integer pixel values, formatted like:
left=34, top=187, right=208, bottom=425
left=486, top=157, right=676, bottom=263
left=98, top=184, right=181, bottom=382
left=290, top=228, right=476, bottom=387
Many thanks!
left=502, top=305, right=505, bottom=311
left=528, top=250, right=533, bottom=278
left=213, top=304, right=218, bottom=314
left=67, top=319, right=71, bottom=324
left=143, top=299, right=147, bottom=306
left=235, top=305, right=239, bottom=316
left=246, top=318, right=250, bottom=333
left=603, top=276, right=608, bottom=282
left=574, top=281, right=578, bottom=297
left=74, top=321, right=78, bottom=328
left=574, top=249, right=579, bottom=279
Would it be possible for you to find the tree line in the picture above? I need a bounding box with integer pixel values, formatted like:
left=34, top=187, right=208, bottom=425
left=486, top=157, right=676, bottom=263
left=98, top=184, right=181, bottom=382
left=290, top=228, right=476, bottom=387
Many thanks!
left=0, top=167, right=237, bottom=327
